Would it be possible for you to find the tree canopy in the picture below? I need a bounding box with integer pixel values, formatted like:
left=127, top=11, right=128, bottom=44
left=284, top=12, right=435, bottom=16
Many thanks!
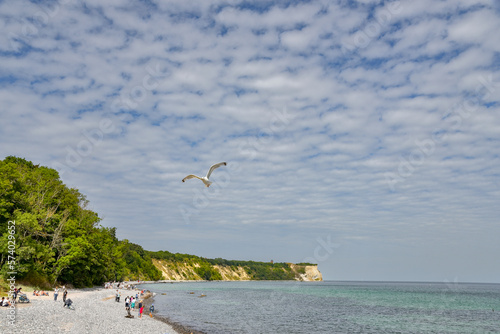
left=0, top=156, right=161, bottom=288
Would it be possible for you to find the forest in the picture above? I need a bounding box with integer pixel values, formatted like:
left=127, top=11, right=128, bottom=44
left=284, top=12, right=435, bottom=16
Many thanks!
left=0, top=156, right=161, bottom=288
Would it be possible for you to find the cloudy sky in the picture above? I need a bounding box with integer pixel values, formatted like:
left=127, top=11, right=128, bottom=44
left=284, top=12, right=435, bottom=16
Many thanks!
left=1, top=0, right=499, bottom=283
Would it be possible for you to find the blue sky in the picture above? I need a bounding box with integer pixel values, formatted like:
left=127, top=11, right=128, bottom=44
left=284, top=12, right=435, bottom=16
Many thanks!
left=1, top=0, right=499, bottom=283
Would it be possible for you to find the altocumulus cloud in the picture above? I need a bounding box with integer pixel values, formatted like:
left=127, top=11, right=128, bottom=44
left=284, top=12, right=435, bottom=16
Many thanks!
left=1, top=0, right=499, bottom=282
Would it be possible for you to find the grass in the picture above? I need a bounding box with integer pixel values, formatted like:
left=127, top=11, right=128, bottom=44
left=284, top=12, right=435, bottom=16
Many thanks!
left=0, top=277, right=38, bottom=298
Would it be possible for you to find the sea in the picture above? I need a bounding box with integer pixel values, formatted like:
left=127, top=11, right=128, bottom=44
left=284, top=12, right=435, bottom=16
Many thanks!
left=140, top=281, right=500, bottom=334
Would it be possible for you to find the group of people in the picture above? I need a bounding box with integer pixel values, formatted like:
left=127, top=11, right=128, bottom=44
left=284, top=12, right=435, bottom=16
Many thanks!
left=53, top=286, right=72, bottom=308
left=1, top=286, right=72, bottom=307
left=124, top=295, right=144, bottom=318
left=4, top=284, right=157, bottom=318
left=1, top=287, right=25, bottom=306
left=6, top=287, right=23, bottom=304
left=104, top=281, right=125, bottom=289
left=32, top=290, right=49, bottom=296
left=53, top=286, right=66, bottom=301
left=104, top=281, right=141, bottom=290
left=123, top=294, right=154, bottom=319
left=1, top=296, right=13, bottom=306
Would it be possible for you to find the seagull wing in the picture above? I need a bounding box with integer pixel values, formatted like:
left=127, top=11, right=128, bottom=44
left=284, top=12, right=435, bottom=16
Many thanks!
left=206, top=162, right=227, bottom=179
left=182, top=175, right=202, bottom=182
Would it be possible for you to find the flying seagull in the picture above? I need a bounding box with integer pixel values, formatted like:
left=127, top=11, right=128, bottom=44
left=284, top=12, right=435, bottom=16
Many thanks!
left=182, top=162, right=227, bottom=187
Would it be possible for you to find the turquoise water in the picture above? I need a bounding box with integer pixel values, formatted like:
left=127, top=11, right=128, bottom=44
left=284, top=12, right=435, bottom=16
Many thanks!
left=141, top=281, right=500, bottom=333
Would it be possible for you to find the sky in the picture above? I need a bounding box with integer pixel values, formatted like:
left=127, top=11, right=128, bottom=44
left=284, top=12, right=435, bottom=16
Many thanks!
left=1, top=0, right=499, bottom=283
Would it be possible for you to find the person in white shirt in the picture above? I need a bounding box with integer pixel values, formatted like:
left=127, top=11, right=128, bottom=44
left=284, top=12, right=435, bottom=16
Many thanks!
left=54, top=288, right=59, bottom=301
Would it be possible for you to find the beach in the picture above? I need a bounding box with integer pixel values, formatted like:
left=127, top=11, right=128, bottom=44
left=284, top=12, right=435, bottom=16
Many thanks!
left=0, top=288, right=183, bottom=334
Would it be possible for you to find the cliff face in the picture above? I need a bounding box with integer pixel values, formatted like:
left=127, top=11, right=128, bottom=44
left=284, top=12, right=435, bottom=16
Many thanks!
left=213, top=265, right=251, bottom=280
left=289, top=263, right=323, bottom=281
left=152, top=259, right=203, bottom=280
left=152, top=259, right=252, bottom=280
left=152, top=259, right=322, bottom=281
left=305, top=265, right=323, bottom=281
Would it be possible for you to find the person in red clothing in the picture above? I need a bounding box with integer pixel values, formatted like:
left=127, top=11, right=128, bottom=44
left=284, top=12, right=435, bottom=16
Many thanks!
left=139, top=300, right=144, bottom=319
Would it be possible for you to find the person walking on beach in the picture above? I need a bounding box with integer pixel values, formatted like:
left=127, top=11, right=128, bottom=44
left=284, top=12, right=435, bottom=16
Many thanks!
left=124, top=296, right=133, bottom=318
left=54, top=288, right=59, bottom=301
left=149, top=304, right=154, bottom=318
left=63, top=289, right=68, bottom=303
left=139, top=302, right=144, bottom=319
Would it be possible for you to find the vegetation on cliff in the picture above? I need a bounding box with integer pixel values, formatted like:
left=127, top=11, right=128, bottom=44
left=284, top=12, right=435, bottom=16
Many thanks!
left=148, top=251, right=319, bottom=281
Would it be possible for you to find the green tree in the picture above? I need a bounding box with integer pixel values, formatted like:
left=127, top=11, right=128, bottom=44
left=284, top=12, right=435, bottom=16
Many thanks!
left=0, top=156, right=161, bottom=287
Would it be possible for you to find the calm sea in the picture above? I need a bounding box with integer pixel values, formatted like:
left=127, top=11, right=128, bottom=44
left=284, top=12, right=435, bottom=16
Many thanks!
left=141, top=281, right=500, bottom=334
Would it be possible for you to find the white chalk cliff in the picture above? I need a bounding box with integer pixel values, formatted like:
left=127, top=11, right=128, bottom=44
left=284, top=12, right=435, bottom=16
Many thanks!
left=152, top=259, right=323, bottom=281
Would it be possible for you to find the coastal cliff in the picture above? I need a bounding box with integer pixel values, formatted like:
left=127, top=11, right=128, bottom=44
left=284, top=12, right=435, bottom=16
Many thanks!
left=289, top=263, right=323, bottom=282
left=152, top=258, right=322, bottom=281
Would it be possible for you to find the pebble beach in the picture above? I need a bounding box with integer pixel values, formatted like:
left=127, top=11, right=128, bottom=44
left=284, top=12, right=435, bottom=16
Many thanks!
left=0, top=288, right=182, bottom=334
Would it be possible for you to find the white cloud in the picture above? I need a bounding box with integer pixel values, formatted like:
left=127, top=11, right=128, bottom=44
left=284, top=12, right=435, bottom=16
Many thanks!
left=1, top=0, right=499, bottom=283
left=447, top=8, right=500, bottom=45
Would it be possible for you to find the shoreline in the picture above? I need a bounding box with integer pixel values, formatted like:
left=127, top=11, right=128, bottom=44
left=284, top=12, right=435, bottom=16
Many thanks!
left=130, top=284, right=207, bottom=334
left=141, top=291, right=206, bottom=334
left=154, top=314, right=206, bottom=334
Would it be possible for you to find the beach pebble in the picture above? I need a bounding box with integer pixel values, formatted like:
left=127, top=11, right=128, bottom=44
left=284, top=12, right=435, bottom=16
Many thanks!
left=0, top=289, right=180, bottom=334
